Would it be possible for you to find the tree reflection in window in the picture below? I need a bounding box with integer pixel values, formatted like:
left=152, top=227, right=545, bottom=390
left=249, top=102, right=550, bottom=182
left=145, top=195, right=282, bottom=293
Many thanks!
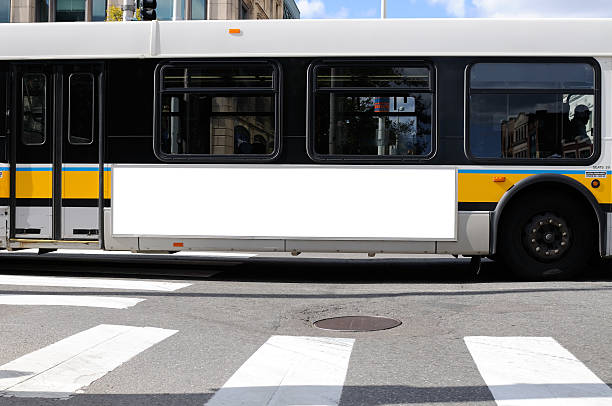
left=313, top=65, right=433, bottom=158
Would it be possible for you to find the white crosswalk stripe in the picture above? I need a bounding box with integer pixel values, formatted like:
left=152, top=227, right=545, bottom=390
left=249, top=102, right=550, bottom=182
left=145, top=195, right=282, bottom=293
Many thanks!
left=0, top=294, right=144, bottom=309
left=465, top=336, right=612, bottom=406
left=0, top=274, right=191, bottom=291
left=0, top=324, right=177, bottom=399
left=1, top=330, right=611, bottom=403
left=0, top=274, right=191, bottom=309
left=205, top=335, right=355, bottom=406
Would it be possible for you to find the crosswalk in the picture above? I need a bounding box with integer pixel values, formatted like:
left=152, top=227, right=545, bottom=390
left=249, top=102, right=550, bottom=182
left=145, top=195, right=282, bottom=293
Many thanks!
left=0, top=325, right=177, bottom=399
left=0, top=274, right=191, bottom=309
left=1, top=274, right=611, bottom=404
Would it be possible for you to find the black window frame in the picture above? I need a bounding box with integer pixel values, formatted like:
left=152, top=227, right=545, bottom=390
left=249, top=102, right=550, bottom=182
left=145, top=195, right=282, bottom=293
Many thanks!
left=307, top=59, right=437, bottom=163
left=153, top=60, right=282, bottom=163
left=464, top=58, right=601, bottom=165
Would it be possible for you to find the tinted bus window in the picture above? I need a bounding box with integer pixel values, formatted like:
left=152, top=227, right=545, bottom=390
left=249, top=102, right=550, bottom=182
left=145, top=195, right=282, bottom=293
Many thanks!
left=68, top=73, right=95, bottom=145
left=312, top=64, right=434, bottom=159
left=22, top=74, right=47, bottom=146
left=156, top=62, right=279, bottom=159
left=468, top=62, right=596, bottom=160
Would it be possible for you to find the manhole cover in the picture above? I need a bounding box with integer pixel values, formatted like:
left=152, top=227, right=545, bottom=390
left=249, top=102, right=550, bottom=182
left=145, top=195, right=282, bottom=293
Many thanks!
left=313, top=316, right=402, bottom=332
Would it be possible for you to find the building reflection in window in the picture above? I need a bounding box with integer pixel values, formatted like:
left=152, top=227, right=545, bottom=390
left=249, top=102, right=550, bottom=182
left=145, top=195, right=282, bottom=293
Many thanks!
left=469, top=63, right=595, bottom=160
left=471, top=94, right=594, bottom=159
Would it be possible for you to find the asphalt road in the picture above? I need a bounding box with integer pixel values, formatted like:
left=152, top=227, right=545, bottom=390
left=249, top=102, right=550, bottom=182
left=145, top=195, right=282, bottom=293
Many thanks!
left=0, top=252, right=611, bottom=405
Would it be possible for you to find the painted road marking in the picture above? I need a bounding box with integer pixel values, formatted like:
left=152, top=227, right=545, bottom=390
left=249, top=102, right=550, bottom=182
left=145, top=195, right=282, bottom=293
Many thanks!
left=0, top=295, right=144, bottom=309
left=0, top=274, right=191, bottom=291
left=0, top=324, right=177, bottom=399
left=465, top=336, right=612, bottom=406
left=206, top=335, right=354, bottom=406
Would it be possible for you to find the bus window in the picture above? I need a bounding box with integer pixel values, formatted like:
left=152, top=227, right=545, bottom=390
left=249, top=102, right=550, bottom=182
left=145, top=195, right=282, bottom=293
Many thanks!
left=22, top=73, right=47, bottom=146
left=68, top=73, right=95, bottom=145
left=159, top=94, right=274, bottom=155
left=468, top=62, right=596, bottom=160
left=311, top=64, right=433, bottom=159
left=156, top=62, right=278, bottom=159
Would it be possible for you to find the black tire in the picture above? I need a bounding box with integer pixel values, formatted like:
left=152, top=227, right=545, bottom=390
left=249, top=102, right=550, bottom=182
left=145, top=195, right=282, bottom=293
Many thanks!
left=498, top=191, right=596, bottom=281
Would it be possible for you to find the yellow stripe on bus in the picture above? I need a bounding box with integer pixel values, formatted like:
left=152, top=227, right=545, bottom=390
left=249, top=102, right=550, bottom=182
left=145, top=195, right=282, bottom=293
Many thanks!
left=0, top=169, right=110, bottom=200
left=15, top=170, right=53, bottom=199
left=458, top=173, right=612, bottom=204
left=1, top=169, right=610, bottom=206
left=62, top=170, right=111, bottom=199
left=0, top=170, right=8, bottom=199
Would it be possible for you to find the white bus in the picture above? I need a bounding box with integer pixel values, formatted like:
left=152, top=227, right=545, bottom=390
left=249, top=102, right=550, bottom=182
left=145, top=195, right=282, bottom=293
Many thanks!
left=0, top=18, right=610, bottom=280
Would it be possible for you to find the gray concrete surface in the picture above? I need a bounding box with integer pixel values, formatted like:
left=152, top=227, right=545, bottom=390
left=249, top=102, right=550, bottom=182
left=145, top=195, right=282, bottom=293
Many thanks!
left=0, top=253, right=610, bottom=405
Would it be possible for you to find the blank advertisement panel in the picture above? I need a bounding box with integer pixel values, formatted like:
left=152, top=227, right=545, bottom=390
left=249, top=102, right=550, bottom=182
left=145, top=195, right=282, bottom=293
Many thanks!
left=111, top=166, right=457, bottom=240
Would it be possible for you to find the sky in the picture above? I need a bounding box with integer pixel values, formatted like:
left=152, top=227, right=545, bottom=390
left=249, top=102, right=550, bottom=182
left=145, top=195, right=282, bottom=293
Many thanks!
left=295, top=0, right=612, bottom=19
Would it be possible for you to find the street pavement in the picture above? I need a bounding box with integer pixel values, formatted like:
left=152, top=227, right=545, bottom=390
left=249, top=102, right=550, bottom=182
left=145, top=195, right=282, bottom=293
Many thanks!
left=0, top=252, right=611, bottom=405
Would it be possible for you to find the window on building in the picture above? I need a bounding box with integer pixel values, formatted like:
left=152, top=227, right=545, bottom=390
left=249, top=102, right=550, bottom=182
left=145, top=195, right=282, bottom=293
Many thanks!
left=191, top=0, right=206, bottom=19
left=22, top=74, right=47, bottom=146
left=240, top=1, right=249, bottom=19
left=156, top=62, right=279, bottom=159
left=311, top=63, right=434, bottom=159
left=92, top=0, right=106, bottom=21
left=468, top=62, right=597, bottom=161
left=36, top=0, right=48, bottom=21
left=55, top=0, right=86, bottom=21
left=68, top=73, right=95, bottom=145
left=157, top=0, right=184, bottom=20
left=0, top=0, right=10, bottom=23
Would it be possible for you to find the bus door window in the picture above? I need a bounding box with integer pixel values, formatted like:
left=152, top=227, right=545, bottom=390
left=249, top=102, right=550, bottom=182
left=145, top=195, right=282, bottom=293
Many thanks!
left=22, top=73, right=47, bottom=146
left=68, top=73, right=95, bottom=145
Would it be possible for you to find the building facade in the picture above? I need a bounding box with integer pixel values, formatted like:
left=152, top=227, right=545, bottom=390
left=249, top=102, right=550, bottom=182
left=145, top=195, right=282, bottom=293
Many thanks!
left=2, top=0, right=298, bottom=23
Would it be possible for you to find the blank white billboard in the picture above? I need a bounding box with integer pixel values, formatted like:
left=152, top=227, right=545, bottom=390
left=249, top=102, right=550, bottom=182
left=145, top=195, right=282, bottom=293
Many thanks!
left=112, top=165, right=456, bottom=240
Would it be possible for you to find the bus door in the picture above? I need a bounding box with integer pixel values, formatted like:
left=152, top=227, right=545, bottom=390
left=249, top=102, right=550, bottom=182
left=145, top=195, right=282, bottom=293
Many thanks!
left=10, top=63, right=103, bottom=241
left=0, top=66, right=7, bottom=214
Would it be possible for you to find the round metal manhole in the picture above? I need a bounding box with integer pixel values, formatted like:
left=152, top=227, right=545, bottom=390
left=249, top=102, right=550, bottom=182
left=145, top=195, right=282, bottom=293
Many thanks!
left=313, top=316, right=402, bottom=332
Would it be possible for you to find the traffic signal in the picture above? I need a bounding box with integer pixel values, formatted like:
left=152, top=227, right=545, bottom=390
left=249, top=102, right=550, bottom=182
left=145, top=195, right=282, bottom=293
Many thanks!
left=141, top=0, right=157, bottom=20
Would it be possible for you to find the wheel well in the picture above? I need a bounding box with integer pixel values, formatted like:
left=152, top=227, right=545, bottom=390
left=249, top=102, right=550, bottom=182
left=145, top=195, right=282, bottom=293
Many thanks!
left=493, top=179, right=603, bottom=256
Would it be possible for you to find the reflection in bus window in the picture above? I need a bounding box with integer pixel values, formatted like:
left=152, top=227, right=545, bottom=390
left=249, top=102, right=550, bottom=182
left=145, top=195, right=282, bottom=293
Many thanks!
left=68, top=73, right=95, bottom=145
left=22, top=74, right=46, bottom=146
left=470, top=94, right=595, bottom=159
left=160, top=95, right=274, bottom=155
left=468, top=63, right=595, bottom=160
left=162, top=65, right=274, bottom=89
left=315, top=94, right=432, bottom=156
left=313, top=65, right=433, bottom=157
left=157, top=62, right=278, bottom=158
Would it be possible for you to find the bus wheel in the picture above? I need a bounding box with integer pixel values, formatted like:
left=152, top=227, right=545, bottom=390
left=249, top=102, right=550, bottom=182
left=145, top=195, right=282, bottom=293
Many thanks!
left=498, top=193, right=595, bottom=281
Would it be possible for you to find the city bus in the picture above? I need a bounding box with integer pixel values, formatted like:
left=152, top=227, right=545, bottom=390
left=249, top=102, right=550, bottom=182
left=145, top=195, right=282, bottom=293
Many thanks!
left=0, top=18, right=610, bottom=280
